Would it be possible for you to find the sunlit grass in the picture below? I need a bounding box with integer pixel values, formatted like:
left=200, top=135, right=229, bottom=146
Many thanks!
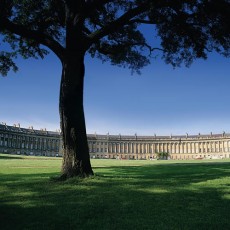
left=1, top=153, right=230, bottom=230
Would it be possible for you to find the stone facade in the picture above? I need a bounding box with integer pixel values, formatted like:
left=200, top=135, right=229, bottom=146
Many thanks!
left=1, top=122, right=230, bottom=159
left=88, top=133, right=230, bottom=160
left=0, top=123, right=62, bottom=157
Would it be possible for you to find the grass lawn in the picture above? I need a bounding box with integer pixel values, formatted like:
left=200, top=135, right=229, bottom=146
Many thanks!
left=1, top=153, right=230, bottom=230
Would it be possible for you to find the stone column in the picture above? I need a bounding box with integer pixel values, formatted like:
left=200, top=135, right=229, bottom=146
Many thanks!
left=114, top=143, right=117, bottom=153
left=169, top=143, right=172, bottom=154
left=214, top=142, right=217, bottom=153
left=152, top=144, right=155, bottom=154
left=133, top=143, right=135, bottom=154
left=187, top=142, right=191, bottom=154
left=177, top=143, right=179, bottom=154
left=211, top=142, right=214, bottom=153
left=163, top=143, right=166, bottom=152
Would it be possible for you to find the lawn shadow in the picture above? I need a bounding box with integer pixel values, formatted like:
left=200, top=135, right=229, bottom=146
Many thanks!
left=0, top=155, right=23, bottom=160
left=96, top=161, right=230, bottom=185
left=1, top=162, right=230, bottom=230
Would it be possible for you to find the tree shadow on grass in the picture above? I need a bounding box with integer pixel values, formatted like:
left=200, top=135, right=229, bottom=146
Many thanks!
left=0, top=155, right=23, bottom=160
left=1, top=163, right=230, bottom=230
left=96, top=162, right=230, bottom=185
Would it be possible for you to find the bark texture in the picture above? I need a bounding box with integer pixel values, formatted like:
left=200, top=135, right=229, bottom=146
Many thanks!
left=59, top=53, right=94, bottom=178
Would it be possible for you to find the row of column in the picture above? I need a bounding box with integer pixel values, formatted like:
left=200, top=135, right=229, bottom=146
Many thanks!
left=2, top=133, right=230, bottom=155
left=0, top=135, right=59, bottom=151
left=91, top=141, right=230, bottom=154
left=108, top=143, right=153, bottom=154
left=165, top=141, right=229, bottom=154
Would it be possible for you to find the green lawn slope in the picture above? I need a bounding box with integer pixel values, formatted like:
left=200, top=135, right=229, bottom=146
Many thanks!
left=1, top=153, right=230, bottom=230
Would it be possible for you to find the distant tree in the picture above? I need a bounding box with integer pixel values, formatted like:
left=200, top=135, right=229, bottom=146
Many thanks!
left=156, top=152, right=170, bottom=160
left=0, top=0, right=229, bottom=179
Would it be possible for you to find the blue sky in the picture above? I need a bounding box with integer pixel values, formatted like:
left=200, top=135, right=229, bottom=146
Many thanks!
left=1, top=45, right=230, bottom=136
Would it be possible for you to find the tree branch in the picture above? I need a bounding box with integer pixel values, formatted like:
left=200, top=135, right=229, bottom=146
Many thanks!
left=88, top=4, right=149, bottom=43
left=141, top=43, right=164, bottom=56
left=96, top=40, right=164, bottom=56
left=128, top=19, right=156, bottom=25
left=85, top=0, right=113, bottom=12
left=1, top=18, right=65, bottom=62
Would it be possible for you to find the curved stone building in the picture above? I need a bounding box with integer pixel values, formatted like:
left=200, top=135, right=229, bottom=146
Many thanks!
left=1, top=122, right=230, bottom=159
left=88, top=132, right=230, bottom=160
left=0, top=123, right=61, bottom=157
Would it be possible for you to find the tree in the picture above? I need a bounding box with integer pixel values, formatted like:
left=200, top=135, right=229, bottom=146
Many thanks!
left=0, top=0, right=229, bottom=178
left=156, top=152, right=170, bottom=160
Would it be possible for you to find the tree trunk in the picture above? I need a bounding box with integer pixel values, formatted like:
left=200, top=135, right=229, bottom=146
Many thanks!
left=59, top=53, right=94, bottom=179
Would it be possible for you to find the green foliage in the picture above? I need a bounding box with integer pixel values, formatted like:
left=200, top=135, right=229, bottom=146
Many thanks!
left=1, top=154, right=230, bottom=229
left=156, top=151, right=170, bottom=160
left=153, top=0, right=230, bottom=67
left=0, top=0, right=64, bottom=74
left=0, top=0, right=229, bottom=75
left=0, top=51, right=18, bottom=76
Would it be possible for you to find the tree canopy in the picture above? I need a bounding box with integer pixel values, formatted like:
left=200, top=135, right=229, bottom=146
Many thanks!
left=156, top=152, right=170, bottom=160
left=1, top=0, right=229, bottom=76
